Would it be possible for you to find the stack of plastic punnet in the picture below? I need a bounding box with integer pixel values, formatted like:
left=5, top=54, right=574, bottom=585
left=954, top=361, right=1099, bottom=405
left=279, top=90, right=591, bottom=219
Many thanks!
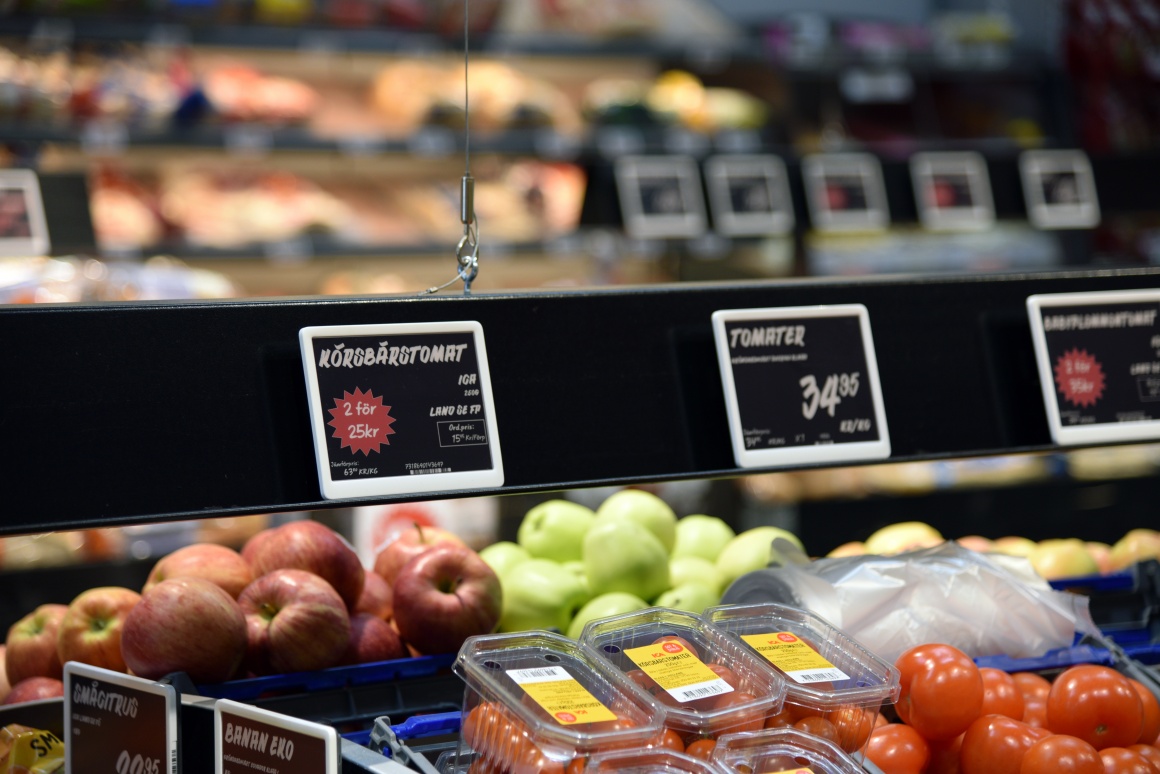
left=581, top=748, right=729, bottom=773
left=711, top=726, right=866, bottom=774
left=579, top=608, right=788, bottom=762
left=704, top=602, right=900, bottom=759
left=449, top=631, right=665, bottom=774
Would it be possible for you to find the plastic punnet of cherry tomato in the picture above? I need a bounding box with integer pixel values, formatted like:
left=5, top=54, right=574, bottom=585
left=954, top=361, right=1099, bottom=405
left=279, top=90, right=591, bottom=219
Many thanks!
left=863, top=642, right=1160, bottom=774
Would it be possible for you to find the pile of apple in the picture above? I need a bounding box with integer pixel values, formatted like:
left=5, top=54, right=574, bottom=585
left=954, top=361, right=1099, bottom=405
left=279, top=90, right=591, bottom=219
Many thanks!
left=830, top=521, right=1160, bottom=581
left=2, top=519, right=502, bottom=705
left=478, top=489, right=804, bottom=639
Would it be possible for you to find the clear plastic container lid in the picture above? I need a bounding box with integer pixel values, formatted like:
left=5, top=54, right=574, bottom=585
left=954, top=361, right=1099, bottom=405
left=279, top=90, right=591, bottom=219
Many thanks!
left=703, top=602, right=900, bottom=711
left=711, top=727, right=866, bottom=774
left=578, top=607, right=788, bottom=740
left=453, top=631, right=664, bottom=772
left=583, top=749, right=729, bottom=773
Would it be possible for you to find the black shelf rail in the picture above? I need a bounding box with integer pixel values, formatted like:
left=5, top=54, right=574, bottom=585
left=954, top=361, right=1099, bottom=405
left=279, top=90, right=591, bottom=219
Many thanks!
left=2, top=267, right=1160, bottom=536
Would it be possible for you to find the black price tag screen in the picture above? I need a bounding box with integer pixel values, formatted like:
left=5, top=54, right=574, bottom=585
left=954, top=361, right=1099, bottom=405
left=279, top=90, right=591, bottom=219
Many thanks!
left=1029, top=291, right=1160, bottom=445
left=64, top=663, right=177, bottom=774
left=300, top=321, right=503, bottom=499
left=713, top=305, right=891, bottom=468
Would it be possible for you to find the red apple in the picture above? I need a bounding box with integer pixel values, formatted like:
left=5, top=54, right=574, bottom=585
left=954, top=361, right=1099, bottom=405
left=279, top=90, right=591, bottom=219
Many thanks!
left=242, top=521, right=365, bottom=609
left=122, top=577, right=248, bottom=683
left=373, top=524, right=465, bottom=585
left=143, top=543, right=254, bottom=599
left=5, top=603, right=68, bottom=684
left=392, top=545, right=501, bottom=655
left=341, top=613, right=408, bottom=665
left=2, top=676, right=64, bottom=705
left=57, top=587, right=141, bottom=673
left=238, top=569, right=351, bottom=675
left=0, top=645, right=11, bottom=702
left=354, top=571, right=393, bottom=620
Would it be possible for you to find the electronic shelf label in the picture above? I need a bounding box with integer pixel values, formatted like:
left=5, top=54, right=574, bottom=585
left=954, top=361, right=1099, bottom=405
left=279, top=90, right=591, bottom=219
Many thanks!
left=801, top=153, right=890, bottom=233
left=0, top=169, right=50, bottom=257
left=64, top=662, right=178, bottom=774
left=1019, top=149, right=1100, bottom=230
left=704, top=154, right=795, bottom=237
left=910, top=151, right=995, bottom=232
left=712, top=304, right=891, bottom=468
left=215, top=699, right=338, bottom=774
left=300, top=321, right=504, bottom=500
left=615, top=155, right=707, bottom=240
left=1028, top=289, right=1160, bottom=446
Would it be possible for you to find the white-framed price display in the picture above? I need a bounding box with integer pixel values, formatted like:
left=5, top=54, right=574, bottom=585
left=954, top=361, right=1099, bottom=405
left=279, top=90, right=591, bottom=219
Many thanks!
left=0, top=169, right=50, bottom=257
left=215, top=699, right=339, bottom=774
left=614, top=155, right=707, bottom=239
left=910, top=151, right=995, bottom=232
left=299, top=321, right=504, bottom=500
left=712, top=304, right=891, bottom=468
left=704, top=154, right=795, bottom=237
left=1028, top=289, right=1160, bottom=446
left=1019, top=149, right=1100, bottom=230
left=801, top=153, right=890, bottom=233
left=64, top=662, right=178, bottom=774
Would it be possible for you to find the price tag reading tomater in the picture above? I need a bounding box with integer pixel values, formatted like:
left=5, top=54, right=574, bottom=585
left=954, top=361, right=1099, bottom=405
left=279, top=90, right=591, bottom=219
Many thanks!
left=1028, top=289, right=1160, bottom=446
left=712, top=305, right=891, bottom=468
left=623, top=641, right=733, bottom=704
left=215, top=698, right=338, bottom=774
left=740, top=633, right=851, bottom=685
left=64, top=662, right=178, bottom=774
left=299, top=321, right=503, bottom=500
left=506, top=666, right=618, bottom=725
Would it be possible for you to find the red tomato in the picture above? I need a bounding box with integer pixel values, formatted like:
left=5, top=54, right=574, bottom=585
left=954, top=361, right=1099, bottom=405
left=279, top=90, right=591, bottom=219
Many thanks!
left=625, top=668, right=658, bottom=694
left=864, top=723, right=930, bottom=774
left=1023, top=699, right=1049, bottom=729
left=960, top=714, right=1050, bottom=774
left=1098, top=746, right=1160, bottom=774
left=981, top=667, right=1027, bottom=719
left=793, top=715, right=840, bottom=744
left=684, top=739, right=717, bottom=762
left=895, top=643, right=984, bottom=741
left=654, top=728, right=685, bottom=753
left=827, top=705, right=875, bottom=752
left=714, top=691, right=764, bottom=733
left=925, top=734, right=963, bottom=774
left=1129, top=680, right=1160, bottom=745
left=565, top=758, right=586, bottom=774
left=1018, top=734, right=1103, bottom=774
left=1129, top=745, right=1160, bottom=771
left=1012, top=673, right=1052, bottom=703
left=1046, top=665, right=1144, bottom=750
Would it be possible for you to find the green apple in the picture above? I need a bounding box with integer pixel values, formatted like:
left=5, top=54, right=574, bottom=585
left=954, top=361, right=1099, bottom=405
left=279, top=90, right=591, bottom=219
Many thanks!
left=498, top=559, right=590, bottom=634
left=583, top=519, right=670, bottom=601
left=654, top=582, right=720, bottom=615
left=479, top=541, right=531, bottom=580
left=594, top=489, right=677, bottom=554
left=669, top=555, right=725, bottom=594
left=517, top=500, right=597, bottom=563
left=1029, top=539, right=1099, bottom=580
left=672, top=514, right=736, bottom=562
left=715, top=526, right=805, bottom=588
left=562, top=560, right=590, bottom=597
left=566, top=592, right=650, bottom=640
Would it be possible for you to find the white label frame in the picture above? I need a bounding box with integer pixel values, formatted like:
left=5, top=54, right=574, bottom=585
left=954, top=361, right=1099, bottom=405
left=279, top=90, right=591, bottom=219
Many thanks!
left=614, top=155, right=707, bottom=240
left=801, top=153, right=890, bottom=233
left=910, top=151, right=995, bottom=232
left=704, top=154, right=795, bottom=236
left=1019, top=149, right=1101, bottom=230
left=0, top=169, right=50, bottom=257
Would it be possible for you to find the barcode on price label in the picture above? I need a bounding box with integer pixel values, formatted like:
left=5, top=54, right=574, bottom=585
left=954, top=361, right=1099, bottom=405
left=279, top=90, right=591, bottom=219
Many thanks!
left=787, top=668, right=850, bottom=685
left=670, top=680, right=730, bottom=703
left=507, top=666, right=572, bottom=684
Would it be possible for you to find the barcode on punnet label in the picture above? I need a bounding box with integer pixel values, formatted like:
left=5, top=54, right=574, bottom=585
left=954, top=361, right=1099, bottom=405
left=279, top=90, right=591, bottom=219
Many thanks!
left=787, top=668, right=850, bottom=684
left=507, top=666, right=572, bottom=684
left=670, top=678, right=733, bottom=703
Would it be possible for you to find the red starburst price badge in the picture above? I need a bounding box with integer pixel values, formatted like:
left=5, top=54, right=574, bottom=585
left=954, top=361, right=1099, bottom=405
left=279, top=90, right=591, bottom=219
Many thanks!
left=300, top=321, right=503, bottom=500
left=1028, top=290, right=1160, bottom=446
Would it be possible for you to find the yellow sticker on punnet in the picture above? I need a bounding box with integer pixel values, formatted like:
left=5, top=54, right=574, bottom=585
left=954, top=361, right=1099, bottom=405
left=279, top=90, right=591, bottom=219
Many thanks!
left=766, top=768, right=814, bottom=774
left=741, top=632, right=851, bottom=684
left=506, top=666, right=618, bottom=725
left=623, top=641, right=733, bottom=704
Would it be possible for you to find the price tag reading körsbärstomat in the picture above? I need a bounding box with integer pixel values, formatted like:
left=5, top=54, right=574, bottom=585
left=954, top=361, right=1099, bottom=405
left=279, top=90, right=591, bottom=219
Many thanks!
left=1028, top=290, right=1160, bottom=446
left=64, top=662, right=178, bottom=774
left=623, top=641, right=733, bottom=705
left=506, top=666, right=618, bottom=725
left=215, top=698, right=338, bottom=774
left=712, top=305, right=891, bottom=468
left=740, top=632, right=851, bottom=685
left=300, top=321, right=503, bottom=500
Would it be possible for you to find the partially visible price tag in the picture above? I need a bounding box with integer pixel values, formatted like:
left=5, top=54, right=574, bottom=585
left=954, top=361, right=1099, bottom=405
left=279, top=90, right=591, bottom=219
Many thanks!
left=64, top=662, right=178, bottom=774
left=1028, top=289, right=1160, bottom=446
left=802, top=153, right=890, bottom=233
left=614, top=155, right=707, bottom=240
left=712, top=304, right=891, bottom=468
left=910, top=151, right=994, bottom=233
left=704, top=154, right=794, bottom=237
left=506, top=666, right=618, bottom=725
left=1019, top=149, right=1100, bottom=230
left=216, top=699, right=338, bottom=774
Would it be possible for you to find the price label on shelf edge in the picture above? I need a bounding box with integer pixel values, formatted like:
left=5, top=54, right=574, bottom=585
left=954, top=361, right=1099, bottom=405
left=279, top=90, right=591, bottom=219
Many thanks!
left=299, top=321, right=504, bottom=500
left=1028, top=289, right=1160, bottom=446
left=64, top=662, right=178, bottom=774
left=712, top=304, right=891, bottom=468
left=215, top=698, right=338, bottom=774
